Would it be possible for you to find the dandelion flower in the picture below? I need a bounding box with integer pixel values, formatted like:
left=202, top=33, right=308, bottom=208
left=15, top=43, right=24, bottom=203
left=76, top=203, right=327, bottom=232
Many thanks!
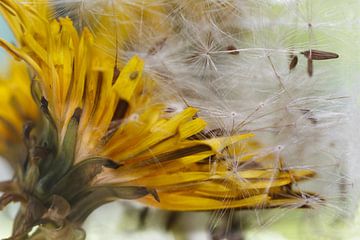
left=0, top=0, right=356, bottom=239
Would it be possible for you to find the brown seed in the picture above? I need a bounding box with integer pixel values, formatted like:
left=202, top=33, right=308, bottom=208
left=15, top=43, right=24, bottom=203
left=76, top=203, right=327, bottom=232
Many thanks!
left=289, top=55, right=298, bottom=70
left=301, top=49, right=339, bottom=60
left=226, top=45, right=240, bottom=55
left=148, top=37, right=167, bottom=55
left=307, top=58, right=313, bottom=77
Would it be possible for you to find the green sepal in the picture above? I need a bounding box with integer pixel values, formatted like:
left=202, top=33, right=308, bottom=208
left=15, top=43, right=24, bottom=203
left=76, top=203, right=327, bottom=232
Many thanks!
left=37, top=108, right=81, bottom=195
left=57, top=107, right=82, bottom=172
left=51, top=157, right=121, bottom=200
left=35, top=97, right=59, bottom=176
left=68, top=185, right=152, bottom=224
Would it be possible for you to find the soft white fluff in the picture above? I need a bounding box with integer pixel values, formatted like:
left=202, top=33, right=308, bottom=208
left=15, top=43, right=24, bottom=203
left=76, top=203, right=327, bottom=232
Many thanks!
left=4, top=0, right=360, bottom=239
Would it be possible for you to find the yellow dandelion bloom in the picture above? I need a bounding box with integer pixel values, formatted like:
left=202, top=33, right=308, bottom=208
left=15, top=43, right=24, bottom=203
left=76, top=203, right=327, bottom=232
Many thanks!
left=0, top=1, right=319, bottom=239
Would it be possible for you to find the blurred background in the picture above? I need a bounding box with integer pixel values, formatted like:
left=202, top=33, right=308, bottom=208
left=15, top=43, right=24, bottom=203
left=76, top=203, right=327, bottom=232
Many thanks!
left=1, top=1, right=360, bottom=239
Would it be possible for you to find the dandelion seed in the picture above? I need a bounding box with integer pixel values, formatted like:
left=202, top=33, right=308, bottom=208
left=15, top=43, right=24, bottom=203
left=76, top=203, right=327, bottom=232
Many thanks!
left=301, top=50, right=339, bottom=61
left=226, top=45, right=240, bottom=55
left=289, top=55, right=298, bottom=70
left=307, top=58, right=313, bottom=77
left=147, top=37, right=167, bottom=56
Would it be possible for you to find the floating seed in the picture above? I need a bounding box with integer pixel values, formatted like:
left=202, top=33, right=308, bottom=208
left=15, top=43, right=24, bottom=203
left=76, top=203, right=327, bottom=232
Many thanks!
left=307, top=59, right=313, bottom=77
left=289, top=55, right=298, bottom=70
left=301, top=49, right=339, bottom=60
left=148, top=37, right=167, bottom=55
left=226, top=45, right=240, bottom=55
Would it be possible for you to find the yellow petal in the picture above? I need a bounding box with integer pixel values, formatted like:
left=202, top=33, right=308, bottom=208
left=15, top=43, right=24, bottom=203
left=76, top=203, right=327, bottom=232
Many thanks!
left=130, top=171, right=213, bottom=187
left=140, top=193, right=270, bottom=211
left=114, top=107, right=199, bottom=161
left=178, top=118, right=207, bottom=140
left=193, top=133, right=255, bottom=153
left=0, top=38, right=42, bottom=75
left=112, top=55, right=144, bottom=102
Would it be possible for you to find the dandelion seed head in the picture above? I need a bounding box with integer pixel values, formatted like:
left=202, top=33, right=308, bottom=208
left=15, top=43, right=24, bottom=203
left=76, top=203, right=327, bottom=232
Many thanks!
left=0, top=0, right=359, bottom=239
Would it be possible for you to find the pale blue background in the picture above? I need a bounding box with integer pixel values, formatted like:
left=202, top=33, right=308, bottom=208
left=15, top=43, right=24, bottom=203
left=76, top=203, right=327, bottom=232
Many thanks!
left=0, top=16, right=15, bottom=70
left=0, top=16, right=16, bottom=238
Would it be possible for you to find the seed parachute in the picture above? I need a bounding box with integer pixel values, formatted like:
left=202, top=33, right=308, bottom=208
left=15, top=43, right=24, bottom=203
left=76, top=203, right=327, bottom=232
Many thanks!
left=0, top=0, right=356, bottom=239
